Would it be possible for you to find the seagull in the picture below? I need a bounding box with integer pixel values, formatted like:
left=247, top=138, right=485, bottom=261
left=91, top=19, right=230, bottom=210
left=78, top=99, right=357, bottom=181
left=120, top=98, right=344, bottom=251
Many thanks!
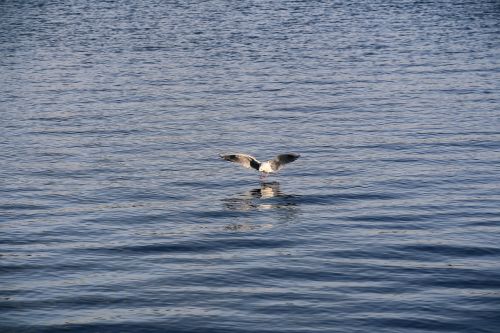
left=219, top=153, right=300, bottom=179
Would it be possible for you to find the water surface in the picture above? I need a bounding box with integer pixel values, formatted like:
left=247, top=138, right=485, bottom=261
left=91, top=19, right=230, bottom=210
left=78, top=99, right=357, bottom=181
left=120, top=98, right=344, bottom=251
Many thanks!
left=1, top=1, right=500, bottom=332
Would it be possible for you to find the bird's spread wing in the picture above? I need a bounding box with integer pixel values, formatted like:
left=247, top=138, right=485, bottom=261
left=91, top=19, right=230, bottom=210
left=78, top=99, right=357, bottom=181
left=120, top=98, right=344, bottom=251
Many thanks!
left=219, top=154, right=261, bottom=171
left=270, top=153, right=300, bottom=171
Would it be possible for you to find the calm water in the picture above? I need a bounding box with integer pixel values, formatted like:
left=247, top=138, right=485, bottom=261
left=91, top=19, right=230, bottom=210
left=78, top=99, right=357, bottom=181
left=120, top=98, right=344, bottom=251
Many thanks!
left=1, top=1, right=500, bottom=332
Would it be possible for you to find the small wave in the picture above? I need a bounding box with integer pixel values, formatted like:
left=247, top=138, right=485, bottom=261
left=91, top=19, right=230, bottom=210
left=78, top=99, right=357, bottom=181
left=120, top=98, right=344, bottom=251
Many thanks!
left=402, top=244, right=500, bottom=258
left=97, top=238, right=295, bottom=255
left=298, top=192, right=399, bottom=206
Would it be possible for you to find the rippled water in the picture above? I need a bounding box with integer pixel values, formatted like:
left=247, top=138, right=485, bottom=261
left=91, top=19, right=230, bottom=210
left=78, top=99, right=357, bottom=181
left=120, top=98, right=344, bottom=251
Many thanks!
left=1, top=1, right=500, bottom=332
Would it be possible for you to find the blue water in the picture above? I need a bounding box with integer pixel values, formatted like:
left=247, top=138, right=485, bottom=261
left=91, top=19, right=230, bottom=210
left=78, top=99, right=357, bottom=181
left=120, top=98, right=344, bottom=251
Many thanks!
left=1, top=1, right=500, bottom=332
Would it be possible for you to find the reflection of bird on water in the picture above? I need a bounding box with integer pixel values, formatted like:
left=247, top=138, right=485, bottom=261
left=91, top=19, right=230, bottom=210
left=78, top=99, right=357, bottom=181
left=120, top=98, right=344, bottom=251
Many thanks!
left=251, top=181, right=281, bottom=199
left=222, top=182, right=301, bottom=230
left=222, top=182, right=298, bottom=212
left=219, top=153, right=300, bottom=179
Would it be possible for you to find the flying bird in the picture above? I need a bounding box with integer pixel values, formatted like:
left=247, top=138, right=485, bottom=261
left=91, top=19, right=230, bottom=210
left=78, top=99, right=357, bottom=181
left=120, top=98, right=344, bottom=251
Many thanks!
left=219, top=153, right=300, bottom=179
